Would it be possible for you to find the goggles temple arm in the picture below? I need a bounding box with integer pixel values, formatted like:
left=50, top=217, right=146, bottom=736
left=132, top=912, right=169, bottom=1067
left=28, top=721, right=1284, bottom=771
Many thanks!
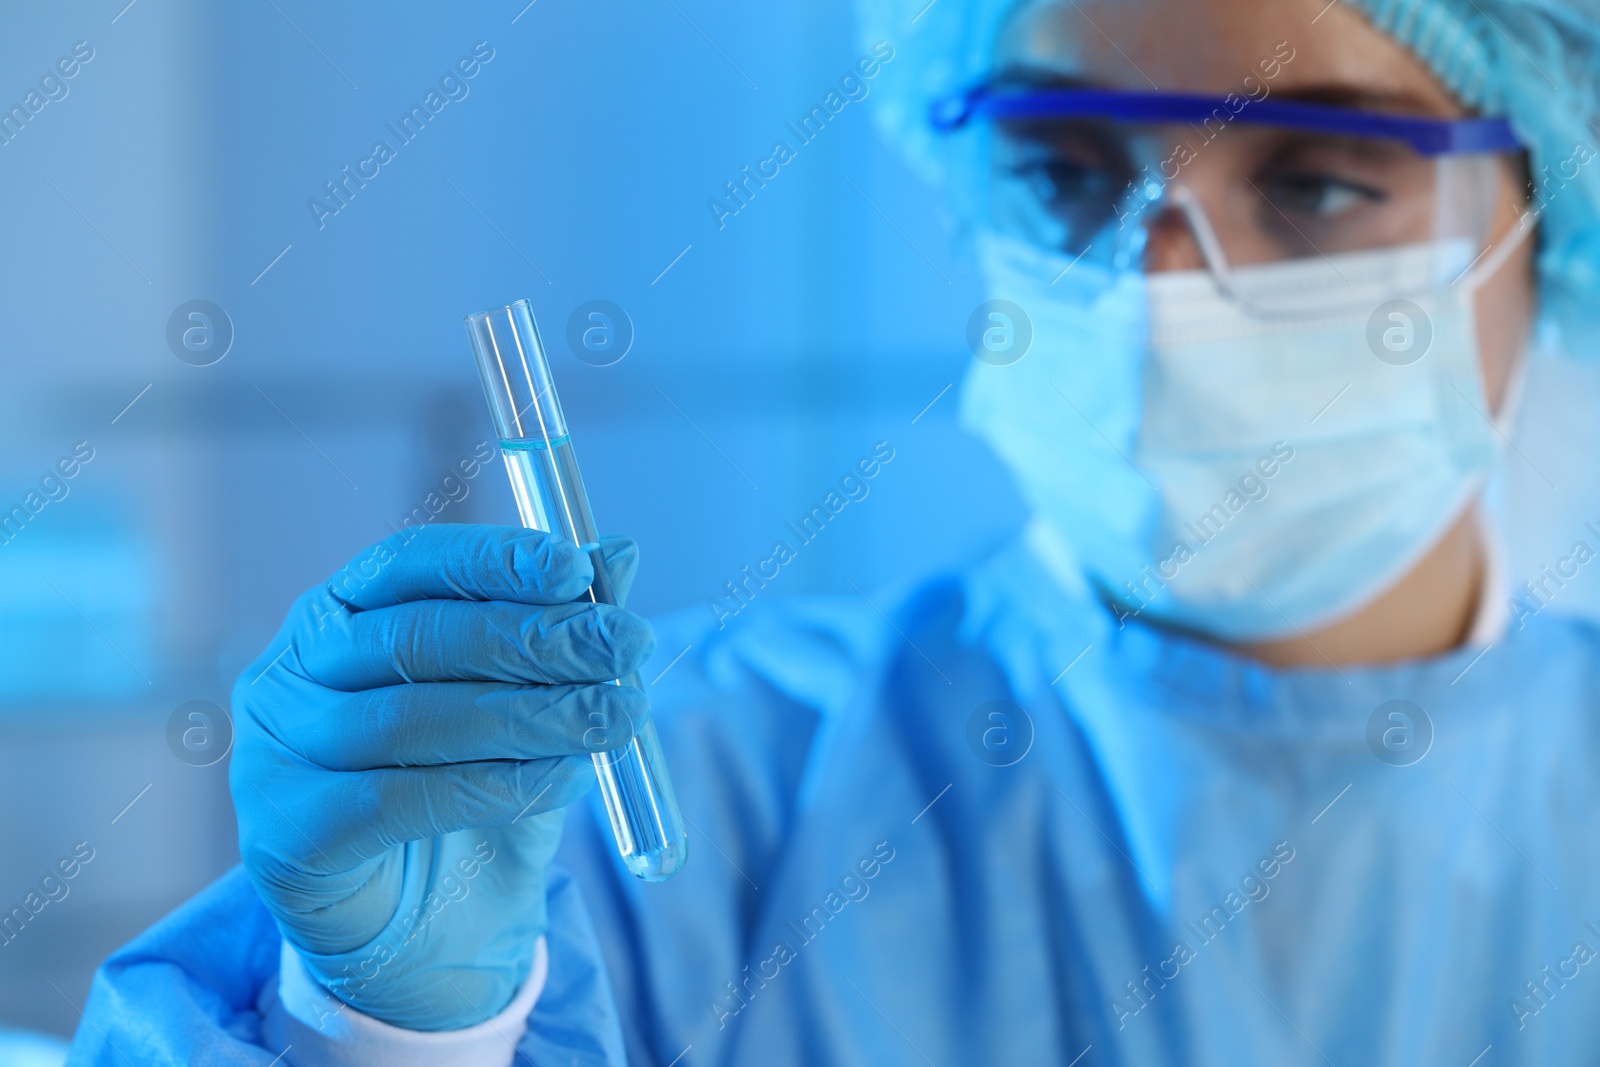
left=1167, top=184, right=1236, bottom=297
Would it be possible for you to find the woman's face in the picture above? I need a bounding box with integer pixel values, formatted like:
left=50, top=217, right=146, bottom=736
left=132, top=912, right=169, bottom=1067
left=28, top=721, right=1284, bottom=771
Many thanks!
left=994, top=0, right=1536, bottom=411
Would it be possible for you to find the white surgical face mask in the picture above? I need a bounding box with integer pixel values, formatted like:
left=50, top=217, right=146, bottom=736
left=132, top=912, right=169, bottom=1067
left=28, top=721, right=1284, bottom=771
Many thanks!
left=961, top=228, right=1523, bottom=641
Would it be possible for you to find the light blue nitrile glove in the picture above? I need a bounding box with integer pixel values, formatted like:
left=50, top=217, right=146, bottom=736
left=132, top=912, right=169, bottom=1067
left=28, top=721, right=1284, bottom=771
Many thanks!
left=229, top=524, right=654, bottom=1031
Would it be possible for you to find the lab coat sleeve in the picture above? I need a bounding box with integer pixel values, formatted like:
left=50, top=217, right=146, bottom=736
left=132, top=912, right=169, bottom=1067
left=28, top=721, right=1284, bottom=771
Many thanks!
left=65, top=866, right=285, bottom=1065
left=66, top=864, right=629, bottom=1066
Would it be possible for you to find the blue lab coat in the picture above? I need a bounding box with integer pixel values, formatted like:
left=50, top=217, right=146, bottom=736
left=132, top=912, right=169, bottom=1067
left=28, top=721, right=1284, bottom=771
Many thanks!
left=65, top=538, right=1600, bottom=1064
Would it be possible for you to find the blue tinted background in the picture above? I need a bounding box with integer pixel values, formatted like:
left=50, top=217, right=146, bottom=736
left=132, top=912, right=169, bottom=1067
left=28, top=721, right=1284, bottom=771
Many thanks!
left=0, top=0, right=1025, bottom=1036
left=7, top=0, right=1600, bottom=1044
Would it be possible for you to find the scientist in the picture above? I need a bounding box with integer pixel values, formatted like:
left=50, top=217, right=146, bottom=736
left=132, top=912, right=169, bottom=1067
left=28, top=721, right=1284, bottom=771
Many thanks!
left=66, top=0, right=1600, bottom=1062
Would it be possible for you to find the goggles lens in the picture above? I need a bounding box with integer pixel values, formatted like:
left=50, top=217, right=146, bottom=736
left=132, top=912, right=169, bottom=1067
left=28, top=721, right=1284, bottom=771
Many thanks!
left=998, top=120, right=1444, bottom=258
left=939, top=86, right=1524, bottom=308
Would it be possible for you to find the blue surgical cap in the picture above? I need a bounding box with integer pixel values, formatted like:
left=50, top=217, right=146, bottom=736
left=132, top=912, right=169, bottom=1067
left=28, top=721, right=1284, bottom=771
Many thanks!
left=858, top=0, right=1600, bottom=353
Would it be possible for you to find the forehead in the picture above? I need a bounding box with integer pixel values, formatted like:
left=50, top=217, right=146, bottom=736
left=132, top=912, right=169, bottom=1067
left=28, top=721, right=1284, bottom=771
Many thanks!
left=994, top=0, right=1464, bottom=116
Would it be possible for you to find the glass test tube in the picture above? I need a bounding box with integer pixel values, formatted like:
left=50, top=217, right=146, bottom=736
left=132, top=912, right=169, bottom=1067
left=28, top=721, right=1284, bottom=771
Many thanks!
left=465, top=300, right=688, bottom=882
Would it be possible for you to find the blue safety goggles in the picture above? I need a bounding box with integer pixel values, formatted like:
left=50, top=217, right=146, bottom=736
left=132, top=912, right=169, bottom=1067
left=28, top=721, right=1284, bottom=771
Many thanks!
left=930, top=84, right=1522, bottom=157
left=929, top=82, right=1525, bottom=284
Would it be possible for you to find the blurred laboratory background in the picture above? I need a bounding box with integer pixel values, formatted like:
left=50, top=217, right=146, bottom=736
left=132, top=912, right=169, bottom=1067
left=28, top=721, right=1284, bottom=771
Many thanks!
left=0, top=0, right=1021, bottom=1038
left=7, top=0, right=1600, bottom=1042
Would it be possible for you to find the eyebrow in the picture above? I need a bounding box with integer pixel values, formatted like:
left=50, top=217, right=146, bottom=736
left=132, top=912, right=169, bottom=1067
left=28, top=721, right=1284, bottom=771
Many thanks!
left=987, top=69, right=1461, bottom=118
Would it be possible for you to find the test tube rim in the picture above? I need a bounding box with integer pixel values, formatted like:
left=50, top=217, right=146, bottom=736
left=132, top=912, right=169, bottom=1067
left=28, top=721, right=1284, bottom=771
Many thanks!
left=462, top=297, right=537, bottom=325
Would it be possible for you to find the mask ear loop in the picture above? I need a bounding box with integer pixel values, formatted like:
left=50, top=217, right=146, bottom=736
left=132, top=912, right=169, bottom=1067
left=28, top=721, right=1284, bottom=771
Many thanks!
left=1458, top=191, right=1539, bottom=644
left=1452, top=200, right=1536, bottom=293
left=1451, top=194, right=1537, bottom=427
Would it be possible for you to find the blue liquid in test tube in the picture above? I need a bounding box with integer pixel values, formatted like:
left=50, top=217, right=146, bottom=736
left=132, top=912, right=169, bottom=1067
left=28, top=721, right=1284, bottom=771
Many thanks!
left=465, top=299, right=687, bottom=881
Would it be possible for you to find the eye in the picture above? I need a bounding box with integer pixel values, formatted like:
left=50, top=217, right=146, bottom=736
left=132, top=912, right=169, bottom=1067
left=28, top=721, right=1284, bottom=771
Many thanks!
left=1014, top=158, right=1125, bottom=207
left=1258, top=170, right=1386, bottom=219
left=991, top=123, right=1136, bottom=253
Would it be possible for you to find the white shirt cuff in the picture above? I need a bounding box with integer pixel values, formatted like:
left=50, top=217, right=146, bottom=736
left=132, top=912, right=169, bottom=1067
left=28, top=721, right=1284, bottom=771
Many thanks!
left=259, top=938, right=546, bottom=1067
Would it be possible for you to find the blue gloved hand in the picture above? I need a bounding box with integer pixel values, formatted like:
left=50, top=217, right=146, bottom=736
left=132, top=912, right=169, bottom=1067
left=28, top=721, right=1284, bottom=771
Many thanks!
left=229, top=523, right=654, bottom=1031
